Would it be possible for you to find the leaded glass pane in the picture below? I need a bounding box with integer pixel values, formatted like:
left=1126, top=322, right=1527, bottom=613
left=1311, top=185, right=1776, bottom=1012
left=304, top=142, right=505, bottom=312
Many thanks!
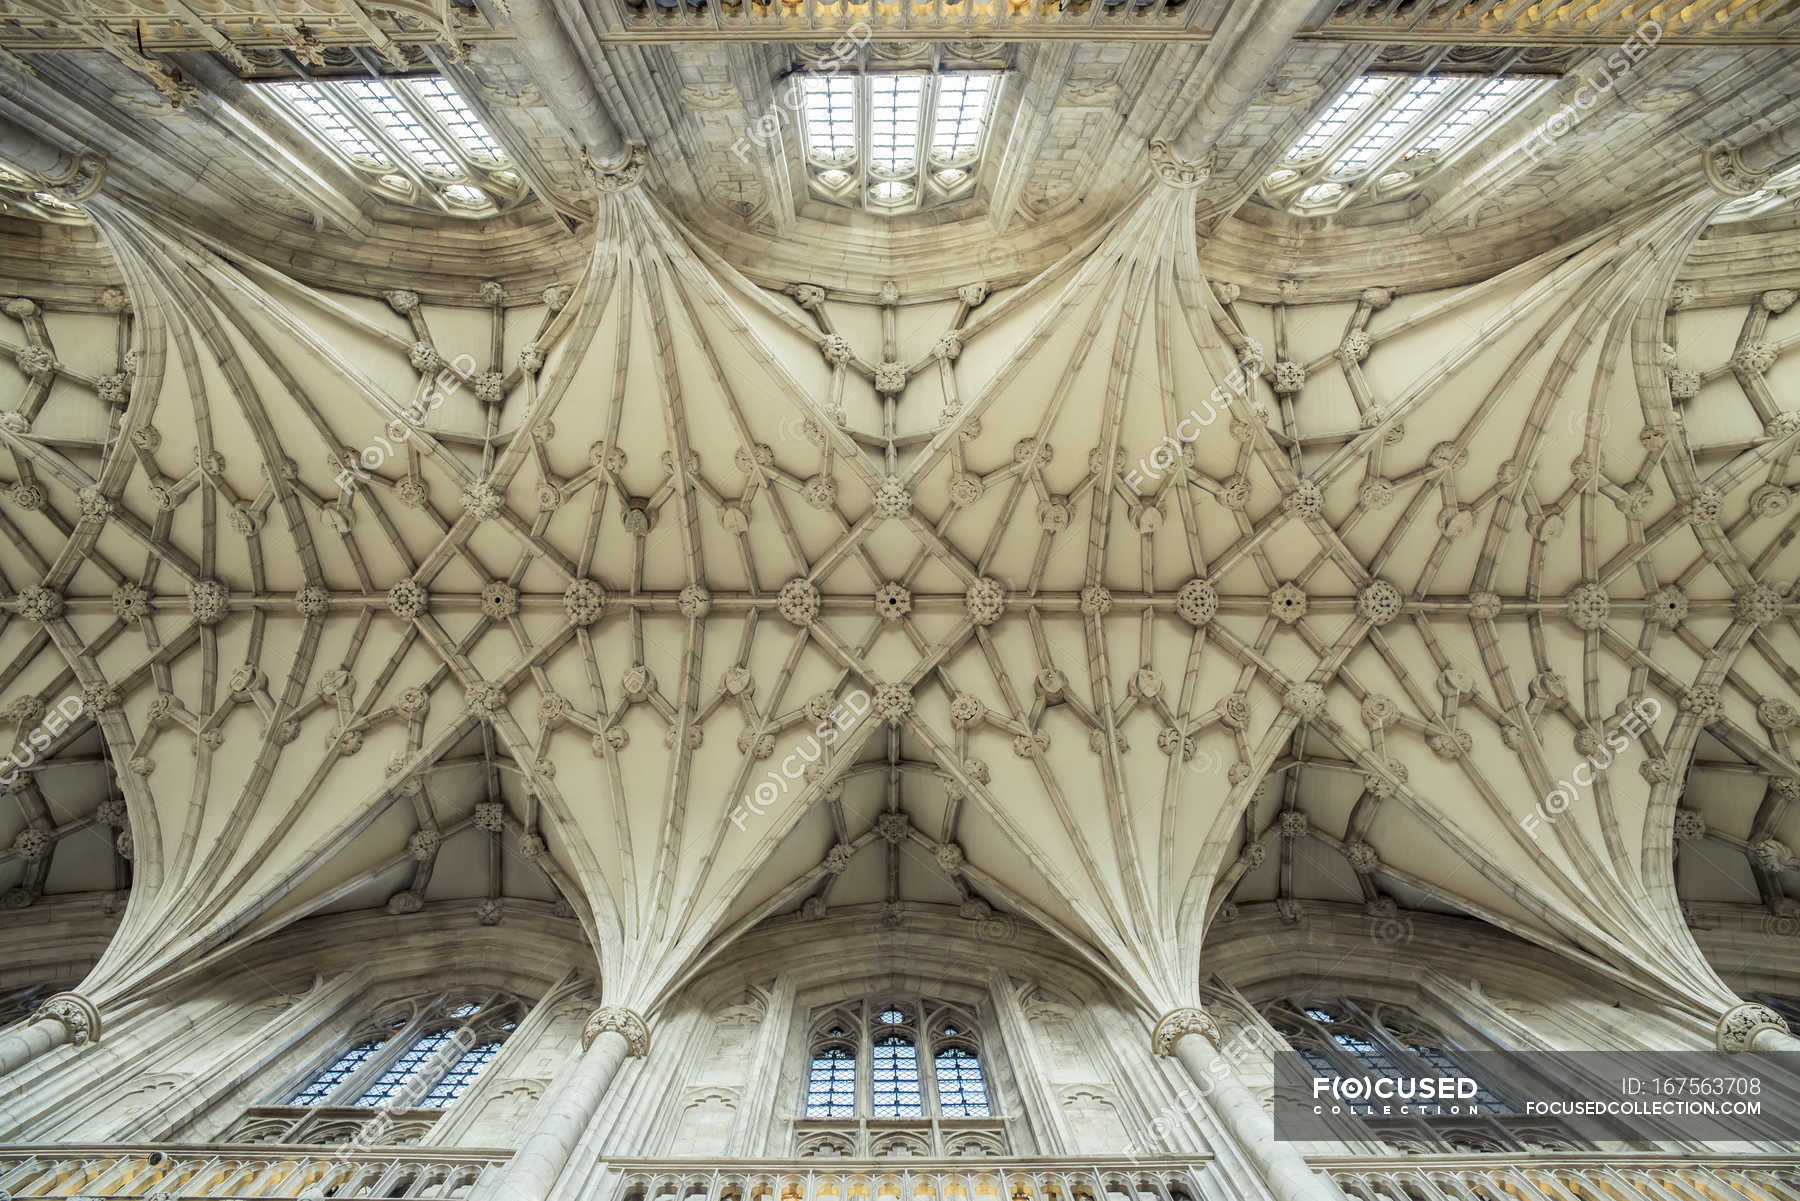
left=353, top=1028, right=456, bottom=1107
left=419, top=1040, right=502, bottom=1107
left=805, top=1046, right=856, bottom=1117
left=343, top=81, right=463, bottom=179
left=871, top=1033, right=922, bottom=1117
left=291, top=1038, right=385, bottom=1106
left=934, top=1046, right=991, bottom=1117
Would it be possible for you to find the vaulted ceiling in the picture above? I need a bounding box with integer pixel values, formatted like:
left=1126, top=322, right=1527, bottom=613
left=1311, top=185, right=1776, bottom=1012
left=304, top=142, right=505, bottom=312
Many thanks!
left=0, top=0, right=1797, bottom=1025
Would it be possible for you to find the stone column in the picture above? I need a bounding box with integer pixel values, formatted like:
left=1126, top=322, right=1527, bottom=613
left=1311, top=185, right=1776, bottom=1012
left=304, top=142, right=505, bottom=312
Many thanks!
left=477, top=1006, right=647, bottom=1201
left=1716, top=1002, right=1800, bottom=1055
left=0, top=992, right=99, bottom=1076
left=1154, top=1007, right=1344, bottom=1201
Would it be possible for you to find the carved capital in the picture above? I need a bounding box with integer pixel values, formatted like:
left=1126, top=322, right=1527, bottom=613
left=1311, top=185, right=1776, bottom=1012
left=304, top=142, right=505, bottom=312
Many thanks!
left=1147, top=139, right=1210, bottom=190
left=581, top=1004, right=650, bottom=1057
left=585, top=144, right=647, bottom=193
left=1152, top=1005, right=1219, bottom=1056
left=1717, top=1001, right=1789, bottom=1053
left=1703, top=143, right=1770, bottom=198
left=30, top=990, right=101, bottom=1045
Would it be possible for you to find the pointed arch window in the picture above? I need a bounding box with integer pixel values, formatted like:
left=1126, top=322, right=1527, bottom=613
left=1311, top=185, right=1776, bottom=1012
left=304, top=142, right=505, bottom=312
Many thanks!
left=806, top=1046, right=858, bottom=1117
left=419, top=1039, right=504, bottom=1107
left=871, top=1032, right=924, bottom=1117
left=1269, top=996, right=1516, bottom=1117
left=268, top=992, right=523, bottom=1118
left=933, top=1045, right=990, bottom=1116
left=798, top=996, right=998, bottom=1122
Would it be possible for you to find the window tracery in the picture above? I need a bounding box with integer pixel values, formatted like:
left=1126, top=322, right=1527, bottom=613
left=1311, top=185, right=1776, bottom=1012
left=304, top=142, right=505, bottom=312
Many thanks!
left=1268, top=996, right=1551, bottom=1152
left=229, top=991, right=524, bottom=1144
left=797, top=996, right=1001, bottom=1157
left=261, top=76, right=524, bottom=218
left=797, top=69, right=1000, bottom=213
left=1264, top=71, right=1546, bottom=214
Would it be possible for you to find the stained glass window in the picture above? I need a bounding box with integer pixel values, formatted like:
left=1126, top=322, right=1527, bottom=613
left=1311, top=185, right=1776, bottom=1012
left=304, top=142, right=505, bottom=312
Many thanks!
left=406, top=78, right=508, bottom=163
left=869, top=75, right=924, bottom=173
left=343, top=81, right=462, bottom=179
left=260, top=76, right=517, bottom=218
left=1286, top=76, right=1391, bottom=161
left=269, top=83, right=390, bottom=167
left=802, top=75, right=857, bottom=163
left=290, top=1038, right=386, bottom=1106
left=1271, top=72, right=1547, bottom=213
left=931, top=74, right=994, bottom=161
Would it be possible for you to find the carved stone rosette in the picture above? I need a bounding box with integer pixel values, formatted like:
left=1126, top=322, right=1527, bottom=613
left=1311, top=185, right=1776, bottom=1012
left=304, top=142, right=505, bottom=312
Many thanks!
left=581, top=1005, right=650, bottom=1057
left=1152, top=1005, right=1220, bottom=1056
left=1716, top=1001, right=1789, bottom=1053
left=30, top=990, right=101, bottom=1045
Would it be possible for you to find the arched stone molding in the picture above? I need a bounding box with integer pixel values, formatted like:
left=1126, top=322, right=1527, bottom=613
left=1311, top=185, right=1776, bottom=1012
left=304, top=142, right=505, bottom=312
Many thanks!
left=1208, top=902, right=1720, bottom=1056
left=0, top=906, right=590, bottom=1145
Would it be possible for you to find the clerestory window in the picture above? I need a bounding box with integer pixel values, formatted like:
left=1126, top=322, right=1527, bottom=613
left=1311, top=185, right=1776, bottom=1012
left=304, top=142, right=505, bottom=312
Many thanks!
left=797, top=70, right=1000, bottom=213
left=278, top=991, right=521, bottom=1112
left=800, top=997, right=993, bottom=1119
left=261, top=76, right=525, bottom=217
left=1265, top=72, right=1546, bottom=214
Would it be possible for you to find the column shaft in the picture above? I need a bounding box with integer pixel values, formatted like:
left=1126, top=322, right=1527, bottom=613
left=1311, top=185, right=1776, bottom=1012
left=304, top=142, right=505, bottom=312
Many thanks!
left=481, top=1028, right=630, bottom=1201
left=1171, top=1031, right=1344, bottom=1201
left=0, top=1017, right=70, bottom=1076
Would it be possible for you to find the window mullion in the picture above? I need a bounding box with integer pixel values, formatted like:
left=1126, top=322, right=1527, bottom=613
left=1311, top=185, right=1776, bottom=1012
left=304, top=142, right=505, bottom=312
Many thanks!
left=331, top=1022, right=415, bottom=1105
left=1347, top=78, right=1481, bottom=202
left=912, top=78, right=938, bottom=214
left=394, top=86, right=486, bottom=190
left=857, top=76, right=872, bottom=208
left=328, top=90, right=436, bottom=194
